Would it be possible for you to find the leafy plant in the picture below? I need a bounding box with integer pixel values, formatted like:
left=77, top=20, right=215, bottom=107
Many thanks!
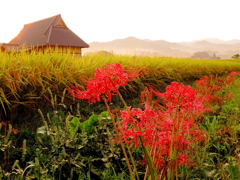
left=0, top=121, right=19, bottom=176
left=67, top=111, right=111, bottom=135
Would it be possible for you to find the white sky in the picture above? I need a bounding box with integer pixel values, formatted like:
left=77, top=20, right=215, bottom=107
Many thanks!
left=0, top=0, right=239, bottom=43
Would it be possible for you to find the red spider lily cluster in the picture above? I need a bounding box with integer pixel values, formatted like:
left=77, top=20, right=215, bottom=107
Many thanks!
left=118, top=104, right=157, bottom=147
left=67, top=63, right=238, bottom=177
left=118, top=82, right=209, bottom=170
left=195, top=71, right=237, bottom=112
left=150, top=82, right=211, bottom=114
left=67, top=63, right=138, bottom=104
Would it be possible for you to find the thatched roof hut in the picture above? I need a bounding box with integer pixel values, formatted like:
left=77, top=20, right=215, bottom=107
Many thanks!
left=6, top=14, right=89, bottom=56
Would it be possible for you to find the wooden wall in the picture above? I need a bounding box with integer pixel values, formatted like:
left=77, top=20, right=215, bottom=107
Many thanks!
left=42, top=46, right=82, bottom=56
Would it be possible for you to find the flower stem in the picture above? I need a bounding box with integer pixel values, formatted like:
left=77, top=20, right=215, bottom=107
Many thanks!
left=103, top=97, right=136, bottom=180
left=116, top=90, right=157, bottom=180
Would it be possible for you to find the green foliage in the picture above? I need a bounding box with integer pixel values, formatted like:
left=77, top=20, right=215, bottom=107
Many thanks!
left=67, top=117, right=81, bottom=136
left=0, top=123, right=14, bottom=177
left=190, top=78, right=240, bottom=180
left=67, top=111, right=111, bottom=135
left=232, top=54, right=240, bottom=59
left=0, top=105, right=134, bottom=179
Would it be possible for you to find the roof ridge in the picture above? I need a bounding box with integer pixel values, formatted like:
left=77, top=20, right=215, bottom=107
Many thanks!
left=43, top=15, right=60, bottom=35
left=47, top=26, right=53, bottom=44
left=24, top=14, right=61, bottom=26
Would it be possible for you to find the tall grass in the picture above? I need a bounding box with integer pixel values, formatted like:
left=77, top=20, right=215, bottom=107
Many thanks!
left=1, top=50, right=240, bottom=121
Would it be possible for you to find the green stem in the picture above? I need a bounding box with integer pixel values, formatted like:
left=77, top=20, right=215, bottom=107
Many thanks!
left=126, top=145, right=141, bottom=180
left=103, top=97, right=135, bottom=180
left=116, top=90, right=157, bottom=180
left=168, top=104, right=182, bottom=180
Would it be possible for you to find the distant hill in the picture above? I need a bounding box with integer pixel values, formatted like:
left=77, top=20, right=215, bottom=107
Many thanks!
left=199, top=38, right=240, bottom=45
left=83, top=36, right=240, bottom=59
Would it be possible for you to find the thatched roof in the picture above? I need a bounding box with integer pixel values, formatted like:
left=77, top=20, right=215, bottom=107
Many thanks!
left=9, top=14, right=89, bottom=48
left=0, top=43, right=19, bottom=51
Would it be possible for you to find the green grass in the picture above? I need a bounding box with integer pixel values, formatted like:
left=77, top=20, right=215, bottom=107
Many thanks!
left=190, top=78, right=240, bottom=180
left=1, top=50, right=240, bottom=121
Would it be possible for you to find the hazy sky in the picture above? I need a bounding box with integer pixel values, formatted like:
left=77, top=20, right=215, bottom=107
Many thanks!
left=1, top=0, right=239, bottom=43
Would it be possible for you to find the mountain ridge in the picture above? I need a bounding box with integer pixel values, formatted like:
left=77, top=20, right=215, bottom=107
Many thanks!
left=83, top=36, right=240, bottom=59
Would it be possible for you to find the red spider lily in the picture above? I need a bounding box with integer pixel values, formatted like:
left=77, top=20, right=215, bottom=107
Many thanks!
left=148, top=83, right=208, bottom=171
left=12, top=128, right=19, bottom=134
left=149, top=82, right=211, bottom=115
left=118, top=104, right=157, bottom=146
left=67, top=63, right=138, bottom=104
left=118, top=82, right=208, bottom=173
left=229, top=71, right=237, bottom=76
left=151, top=113, right=205, bottom=168
left=68, top=63, right=140, bottom=179
left=227, top=71, right=238, bottom=84
left=195, top=72, right=236, bottom=112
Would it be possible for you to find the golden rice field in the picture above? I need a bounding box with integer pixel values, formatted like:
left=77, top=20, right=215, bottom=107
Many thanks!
left=1, top=50, right=240, bottom=120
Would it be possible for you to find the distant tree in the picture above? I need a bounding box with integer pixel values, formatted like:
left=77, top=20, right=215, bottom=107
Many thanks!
left=191, top=51, right=211, bottom=59
left=231, top=54, right=240, bottom=59
left=84, top=50, right=114, bottom=57
left=209, top=53, right=221, bottom=60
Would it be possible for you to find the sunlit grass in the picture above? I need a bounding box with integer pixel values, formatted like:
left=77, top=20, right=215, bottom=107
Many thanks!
left=1, top=50, right=240, bottom=119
